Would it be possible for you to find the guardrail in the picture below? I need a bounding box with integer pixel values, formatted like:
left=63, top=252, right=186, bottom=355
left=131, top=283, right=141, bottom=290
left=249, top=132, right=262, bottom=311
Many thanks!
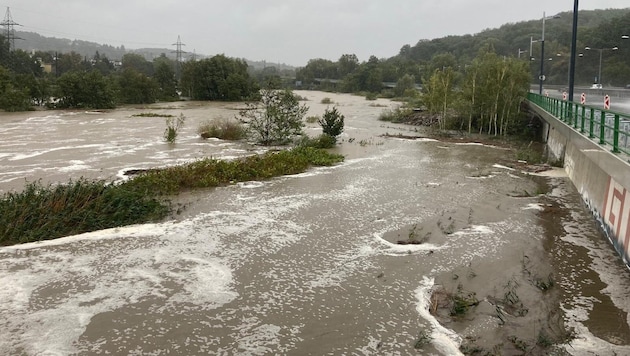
left=528, top=93, right=630, bottom=156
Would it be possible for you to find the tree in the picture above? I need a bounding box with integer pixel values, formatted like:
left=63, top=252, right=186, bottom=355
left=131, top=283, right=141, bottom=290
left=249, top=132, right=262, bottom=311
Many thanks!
left=153, top=58, right=178, bottom=100
left=338, top=54, right=359, bottom=78
left=394, top=74, right=416, bottom=97
left=423, top=67, right=456, bottom=130
left=116, top=68, right=158, bottom=104
left=318, top=106, right=345, bottom=142
left=0, top=66, right=31, bottom=111
left=239, top=89, right=308, bottom=145
left=56, top=70, right=116, bottom=109
left=180, top=55, right=258, bottom=101
left=56, top=52, right=84, bottom=76
left=122, top=53, right=153, bottom=76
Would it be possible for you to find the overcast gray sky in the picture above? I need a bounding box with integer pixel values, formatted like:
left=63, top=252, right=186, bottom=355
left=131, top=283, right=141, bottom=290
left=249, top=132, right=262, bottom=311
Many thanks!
left=2, top=0, right=629, bottom=66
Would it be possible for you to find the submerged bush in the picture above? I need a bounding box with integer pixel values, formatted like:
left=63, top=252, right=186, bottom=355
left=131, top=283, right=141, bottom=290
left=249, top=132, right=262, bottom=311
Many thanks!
left=378, top=106, right=412, bottom=122
left=198, top=118, right=246, bottom=140
left=0, top=179, right=169, bottom=245
left=318, top=106, right=344, bottom=141
left=295, top=134, right=337, bottom=149
left=164, top=113, right=185, bottom=143
left=0, top=147, right=344, bottom=245
left=125, top=146, right=344, bottom=195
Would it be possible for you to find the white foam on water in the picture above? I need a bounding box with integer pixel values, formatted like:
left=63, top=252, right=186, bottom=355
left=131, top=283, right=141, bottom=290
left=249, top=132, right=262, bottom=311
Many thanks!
left=372, top=232, right=445, bottom=256
left=414, top=276, right=464, bottom=355
left=238, top=181, right=265, bottom=189
left=465, top=174, right=496, bottom=180
left=560, top=299, right=630, bottom=355
left=530, top=167, right=568, bottom=178
left=450, top=225, right=494, bottom=237
left=9, top=144, right=106, bottom=161
left=0, top=221, right=238, bottom=355
left=522, top=203, right=545, bottom=211
left=235, top=323, right=282, bottom=355
left=58, top=160, right=91, bottom=173
left=492, top=164, right=515, bottom=171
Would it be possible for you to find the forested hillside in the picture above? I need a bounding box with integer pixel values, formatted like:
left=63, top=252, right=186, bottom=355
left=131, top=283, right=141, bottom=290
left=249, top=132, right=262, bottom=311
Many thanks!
left=297, top=8, right=630, bottom=89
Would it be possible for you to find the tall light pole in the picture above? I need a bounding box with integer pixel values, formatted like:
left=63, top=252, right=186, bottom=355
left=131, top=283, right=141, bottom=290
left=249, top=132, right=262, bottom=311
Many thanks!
left=536, top=12, right=560, bottom=94
left=584, top=46, right=618, bottom=85
left=568, top=0, right=578, bottom=102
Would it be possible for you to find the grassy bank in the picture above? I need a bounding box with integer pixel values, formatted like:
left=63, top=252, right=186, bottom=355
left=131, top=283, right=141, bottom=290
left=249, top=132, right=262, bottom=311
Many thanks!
left=0, top=147, right=344, bottom=246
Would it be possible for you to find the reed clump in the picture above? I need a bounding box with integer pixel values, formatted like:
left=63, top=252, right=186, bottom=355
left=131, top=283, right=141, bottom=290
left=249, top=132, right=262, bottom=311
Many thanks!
left=0, top=147, right=343, bottom=245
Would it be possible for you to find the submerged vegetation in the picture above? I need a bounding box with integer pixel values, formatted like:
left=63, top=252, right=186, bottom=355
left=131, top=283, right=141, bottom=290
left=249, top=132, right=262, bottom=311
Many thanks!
left=0, top=147, right=343, bottom=246
left=163, top=113, right=186, bottom=143
left=132, top=112, right=175, bottom=118
left=198, top=118, right=247, bottom=140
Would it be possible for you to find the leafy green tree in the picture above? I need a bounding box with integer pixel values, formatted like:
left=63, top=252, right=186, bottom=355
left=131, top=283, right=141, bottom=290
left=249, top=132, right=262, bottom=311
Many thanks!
left=0, top=65, right=31, bottom=112
left=318, top=106, right=345, bottom=142
left=92, top=52, right=114, bottom=76
left=4, top=50, right=44, bottom=76
left=343, top=56, right=384, bottom=93
left=296, top=58, right=338, bottom=85
left=0, top=83, right=31, bottom=111
left=116, top=68, right=158, bottom=104
left=423, top=67, right=456, bottom=130
left=56, top=70, right=116, bottom=109
left=122, top=53, right=154, bottom=76
left=394, top=74, right=416, bottom=97
left=153, top=58, right=178, bottom=100
left=338, top=54, right=359, bottom=78
left=180, top=55, right=258, bottom=101
left=56, top=52, right=84, bottom=76
left=239, top=89, right=308, bottom=145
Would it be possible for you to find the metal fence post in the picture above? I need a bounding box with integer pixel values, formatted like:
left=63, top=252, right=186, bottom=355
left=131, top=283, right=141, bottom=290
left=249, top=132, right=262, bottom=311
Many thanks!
left=589, top=107, right=595, bottom=138
left=613, top=114, right=620, bottom=153
left=600, top=110, right=606, bottom=145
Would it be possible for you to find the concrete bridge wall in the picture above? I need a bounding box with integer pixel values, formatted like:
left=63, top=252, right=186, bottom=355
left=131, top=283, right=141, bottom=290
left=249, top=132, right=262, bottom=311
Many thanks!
left=529, top=102, right=630, bottom=268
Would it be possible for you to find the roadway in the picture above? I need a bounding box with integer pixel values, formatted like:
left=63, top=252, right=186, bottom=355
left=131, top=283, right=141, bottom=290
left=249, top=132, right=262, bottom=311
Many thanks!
left=533, top=85, right=630, bottom=114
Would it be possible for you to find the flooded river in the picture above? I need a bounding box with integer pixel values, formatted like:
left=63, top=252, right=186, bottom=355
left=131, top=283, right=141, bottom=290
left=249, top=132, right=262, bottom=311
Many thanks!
left=1, top=91, right=629, bottom=355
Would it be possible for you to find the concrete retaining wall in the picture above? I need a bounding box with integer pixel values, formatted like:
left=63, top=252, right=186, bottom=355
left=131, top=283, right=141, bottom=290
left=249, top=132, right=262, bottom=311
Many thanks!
left=530, top=103, right=630, bottom=268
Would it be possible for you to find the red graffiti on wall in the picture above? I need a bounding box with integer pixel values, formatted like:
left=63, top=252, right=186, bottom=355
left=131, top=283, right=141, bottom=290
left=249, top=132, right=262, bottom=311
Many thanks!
left=602, top=177, right=630, bottom=256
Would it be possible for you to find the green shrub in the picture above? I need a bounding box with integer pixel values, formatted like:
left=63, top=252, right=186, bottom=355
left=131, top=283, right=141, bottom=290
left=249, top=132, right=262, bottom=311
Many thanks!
left=305, top=116, right=319, bottom=124
left=321, top=97, right=333, bottom=104
left=378, top=106, right=412, bottom=122
left=296, top=134, right=336, bottom=149
left=0, top=147, right=344, bottom=246
left=0, top=179, right=169, bottom=245
left=133, top=113, right=174, bottom=118
left=198, top=118, right=246, bottom=140
left=239, top=89, right=308, bottom=145
left=318, top=106, right=345, bottom=142
left=164, top=113, right=185, bottom=143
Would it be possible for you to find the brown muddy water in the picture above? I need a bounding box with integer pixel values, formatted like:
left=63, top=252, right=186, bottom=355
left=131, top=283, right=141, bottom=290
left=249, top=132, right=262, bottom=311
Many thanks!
left=0, top=91, right=629, bottom=355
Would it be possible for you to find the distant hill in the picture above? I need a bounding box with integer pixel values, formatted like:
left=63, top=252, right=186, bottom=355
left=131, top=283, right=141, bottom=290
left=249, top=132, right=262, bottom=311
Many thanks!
left=13, top=30, right=296, bottom=72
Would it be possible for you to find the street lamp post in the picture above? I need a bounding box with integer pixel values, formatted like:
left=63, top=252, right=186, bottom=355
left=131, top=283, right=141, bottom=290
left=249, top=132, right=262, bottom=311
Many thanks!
left=584, top=46, right=618, bottom=86
left=535, top=12, right=560, bottom=94
left=568, top=0, right=578, bottom=102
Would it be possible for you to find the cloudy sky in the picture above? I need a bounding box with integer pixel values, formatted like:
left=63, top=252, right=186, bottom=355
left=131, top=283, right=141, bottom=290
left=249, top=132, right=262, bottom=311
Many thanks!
left=2, top=0, right=629, bottom=66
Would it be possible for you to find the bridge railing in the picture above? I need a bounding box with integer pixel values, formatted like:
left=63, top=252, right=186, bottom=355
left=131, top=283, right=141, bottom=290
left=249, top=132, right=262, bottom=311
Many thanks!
left=528, top=93, right=630, bottom=156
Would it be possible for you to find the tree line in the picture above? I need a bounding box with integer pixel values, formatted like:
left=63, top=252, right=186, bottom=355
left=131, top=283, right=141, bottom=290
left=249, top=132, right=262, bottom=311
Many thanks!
left=0, top=41, right=266, bottom=111
left=296, top=8, right=630, bottom=91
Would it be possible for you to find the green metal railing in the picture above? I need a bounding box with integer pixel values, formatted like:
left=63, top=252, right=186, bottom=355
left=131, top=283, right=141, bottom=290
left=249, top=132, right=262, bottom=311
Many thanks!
left=528, top=92, right=630, bottom=156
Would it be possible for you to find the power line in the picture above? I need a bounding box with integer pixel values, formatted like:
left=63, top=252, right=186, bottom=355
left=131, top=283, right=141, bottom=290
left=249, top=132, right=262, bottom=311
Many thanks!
left=0, top=7, right=22, bottom=51
left=172, top=35, right=185, bottom=81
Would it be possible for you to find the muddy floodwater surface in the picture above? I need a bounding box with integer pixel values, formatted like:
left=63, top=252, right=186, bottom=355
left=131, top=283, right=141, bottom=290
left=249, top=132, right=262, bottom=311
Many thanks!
left=1, top=91, right=630, bottom=355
